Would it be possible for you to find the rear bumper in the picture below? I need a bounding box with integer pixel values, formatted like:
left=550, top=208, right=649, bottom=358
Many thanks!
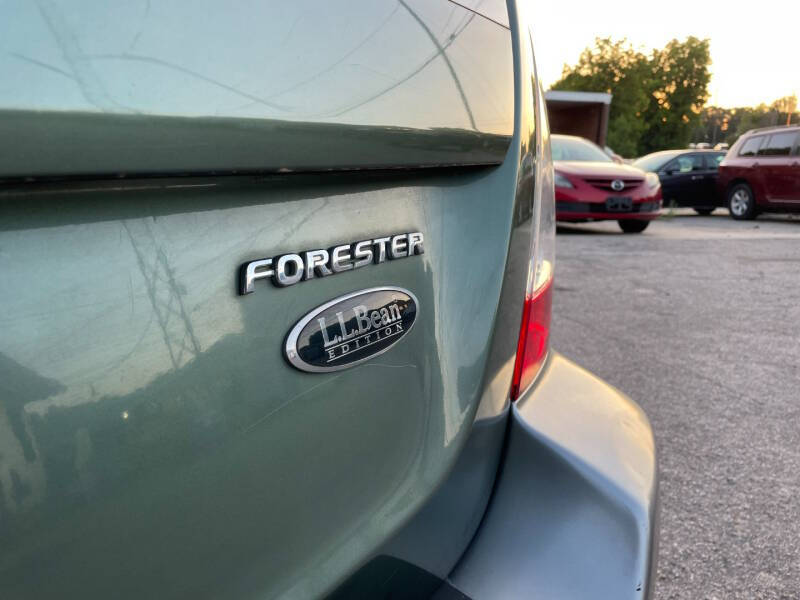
left=448, top=352, right=659, bottom=600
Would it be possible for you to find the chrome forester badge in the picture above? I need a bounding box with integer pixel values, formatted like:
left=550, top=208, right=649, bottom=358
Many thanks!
left=239, top=232, right=424, bottom=295
left=285, top=287, right=418, bottom=372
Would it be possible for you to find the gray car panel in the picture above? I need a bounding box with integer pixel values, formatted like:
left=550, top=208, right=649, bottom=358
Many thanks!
left=0, top=164, right=522, bottom=599
left=449, top=352, right=659, bottom=600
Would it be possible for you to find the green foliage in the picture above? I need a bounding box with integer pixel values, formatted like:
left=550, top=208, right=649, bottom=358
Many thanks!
left=552, top=37, right=712, bottom=156
left=641, top=38, right=711, bottom=153
left=693, top=95, right=799, bottom=146
left=553, top=38, right=649, bottom=157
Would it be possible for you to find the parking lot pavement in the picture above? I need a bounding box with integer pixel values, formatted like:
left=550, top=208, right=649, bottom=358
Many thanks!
left=551, top=210, right=800, bottom=600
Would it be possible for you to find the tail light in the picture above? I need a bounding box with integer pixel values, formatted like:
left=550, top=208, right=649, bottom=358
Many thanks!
left=510, top=47, right=555, bottom=402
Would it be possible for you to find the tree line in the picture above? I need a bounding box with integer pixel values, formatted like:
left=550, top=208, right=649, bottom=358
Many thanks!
left=552, top=37, right=797, bottom=157
left=693, top=96, right=798, bottom=148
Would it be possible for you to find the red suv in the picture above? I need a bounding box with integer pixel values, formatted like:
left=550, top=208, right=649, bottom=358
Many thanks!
left=718, top=125, right=800, bottom=220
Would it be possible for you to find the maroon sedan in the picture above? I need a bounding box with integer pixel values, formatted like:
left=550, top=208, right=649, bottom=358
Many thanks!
left=553, top=135, right=662, bottom=233
left=718, top=125, right=800, bottom=220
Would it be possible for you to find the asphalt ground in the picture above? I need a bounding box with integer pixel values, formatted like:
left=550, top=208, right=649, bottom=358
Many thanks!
left=551, top=209, right=800, bottom=600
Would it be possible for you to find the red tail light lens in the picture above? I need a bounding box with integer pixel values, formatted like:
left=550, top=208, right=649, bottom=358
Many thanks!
left=510, top=274, right=552, bottom=401
left=510, top=38, right=555, bottom=402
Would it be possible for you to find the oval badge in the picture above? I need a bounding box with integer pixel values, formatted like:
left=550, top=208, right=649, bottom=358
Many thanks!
left=285, top=287, right=418, bottom=373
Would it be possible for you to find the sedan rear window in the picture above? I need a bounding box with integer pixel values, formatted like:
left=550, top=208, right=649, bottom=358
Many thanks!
left=705, top=153, right=725, bottom=170
left=738, top=136, right=765, bottom=157
left=666, top=154, right=703, bottom=173
left=632, top=153, right=677, bottom=172
left=757, top=131, right=799, bottom=156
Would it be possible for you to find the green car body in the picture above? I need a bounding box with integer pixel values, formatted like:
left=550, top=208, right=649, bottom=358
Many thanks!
left=0, top=1, right=658, bottom=598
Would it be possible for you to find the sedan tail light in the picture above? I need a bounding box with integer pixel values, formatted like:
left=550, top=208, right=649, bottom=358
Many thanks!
left=510, top=51, right=555, bottom=402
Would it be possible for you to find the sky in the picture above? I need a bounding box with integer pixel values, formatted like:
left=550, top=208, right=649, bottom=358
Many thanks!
left=528, top=0, right=799, bottom=108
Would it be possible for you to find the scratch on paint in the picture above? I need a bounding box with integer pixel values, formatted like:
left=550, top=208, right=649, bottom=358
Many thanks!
left=241, top=361, right=417, bottom=434
left=241, top=372, right=349, bottom=434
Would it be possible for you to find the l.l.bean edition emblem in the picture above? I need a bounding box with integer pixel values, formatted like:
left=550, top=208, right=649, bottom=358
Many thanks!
left=239, top=232, right=423, bottom=294
left=285, top=287, right=418, bottom=373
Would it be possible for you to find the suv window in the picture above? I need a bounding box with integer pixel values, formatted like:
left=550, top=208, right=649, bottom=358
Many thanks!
left=738, top=136, right=765, bottom=157
left=665, top=154, right=703, bottom=173
left=757, top=131, right=800, bottom=156
left=704, top=153, right=725, bottom=170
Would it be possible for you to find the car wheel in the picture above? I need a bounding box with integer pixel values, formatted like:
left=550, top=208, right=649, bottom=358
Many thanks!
left=727, top=183, right=757, bottom=220
left=694, top=208, right=714, bottom=216
left=618, top=219, right=650, bottom=233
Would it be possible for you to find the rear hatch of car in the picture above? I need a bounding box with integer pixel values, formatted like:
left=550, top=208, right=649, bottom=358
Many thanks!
left=0, top=1, right=527, bottom=597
